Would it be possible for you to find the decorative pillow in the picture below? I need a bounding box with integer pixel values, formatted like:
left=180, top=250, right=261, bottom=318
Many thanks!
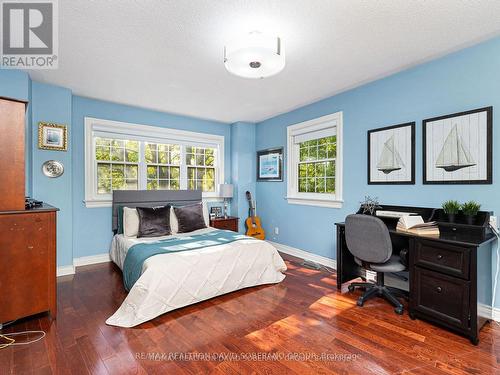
left=170, top=207, right=179, bottom=234
left=123, top=207, right=140, bottom=237
left=174, top=203, right=207, bottom=233
left=136, top=206, right=171, bottom=238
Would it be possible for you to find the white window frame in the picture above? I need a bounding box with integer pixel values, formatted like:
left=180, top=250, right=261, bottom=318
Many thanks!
left=286, top=111, right=343, bottom=208
left=84, top=117, right=225, bottom=208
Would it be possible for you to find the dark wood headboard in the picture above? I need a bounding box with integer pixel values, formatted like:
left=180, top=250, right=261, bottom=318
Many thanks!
left=111, top=190, right=202, bottom=233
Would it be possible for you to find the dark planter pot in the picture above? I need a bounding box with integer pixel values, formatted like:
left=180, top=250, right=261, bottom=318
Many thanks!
left=447, top=213, right=456, bottom=223
left=465, top=215, right=476, bottom=225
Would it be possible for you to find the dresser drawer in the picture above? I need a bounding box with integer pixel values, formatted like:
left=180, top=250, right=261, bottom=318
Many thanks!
left=414, top=240, right=470, bottom=279
left=210, top=218, right=239, bottom=232
left=412, top=267, right=470, bottom=330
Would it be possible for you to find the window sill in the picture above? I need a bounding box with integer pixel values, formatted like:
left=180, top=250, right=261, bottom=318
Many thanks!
left=286, top=196, right=343, bottom=209
left=84, top=195, right=224, bottom=208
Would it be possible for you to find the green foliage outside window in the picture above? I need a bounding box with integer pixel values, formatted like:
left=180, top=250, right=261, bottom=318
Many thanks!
left=298, top=136, right=336, bottom=193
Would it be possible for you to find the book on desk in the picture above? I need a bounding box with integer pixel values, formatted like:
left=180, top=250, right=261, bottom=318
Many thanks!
left=335, top=204, right=496, bottom=345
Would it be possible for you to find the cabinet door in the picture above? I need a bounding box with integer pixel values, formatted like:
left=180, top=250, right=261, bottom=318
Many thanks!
left=0, top=98, right=25, bottom=210
left=0, top=213, right=49, bottom=321
left=412, top=267, right=470, bottom=330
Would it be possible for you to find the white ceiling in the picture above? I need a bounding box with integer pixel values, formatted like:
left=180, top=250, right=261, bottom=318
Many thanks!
left=29, top=0, right=500, bottom=124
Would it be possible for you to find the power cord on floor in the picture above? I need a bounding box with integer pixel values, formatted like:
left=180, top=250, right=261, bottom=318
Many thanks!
left=0, top=320, right=46, bottom=349
left=0, top=331, right=46, bottom=349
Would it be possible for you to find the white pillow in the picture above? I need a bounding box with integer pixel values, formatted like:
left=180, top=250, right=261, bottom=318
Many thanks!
left=123, top=207, right=139, bottom=237
left=170, top=208, right=179, bottom=234
left=202, top=201, right=210, bottom=227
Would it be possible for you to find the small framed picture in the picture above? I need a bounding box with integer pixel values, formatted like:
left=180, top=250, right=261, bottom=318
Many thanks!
left=210, top=206, right=222, bottom=218
left=423, top=107, right=492, bottom=184
left=38, top=122, right=68, bottom=151
left=257, top=147, right=283, bottom=181
left=368, top=122, right=415, bottom=184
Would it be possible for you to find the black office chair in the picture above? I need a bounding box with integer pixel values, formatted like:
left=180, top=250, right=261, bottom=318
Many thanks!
left=345, top=214, right=406, bottom=314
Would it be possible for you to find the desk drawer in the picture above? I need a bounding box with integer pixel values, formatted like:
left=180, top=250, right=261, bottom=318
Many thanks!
left=412, top=267, right=470, bottom=330
left=414, top=240, right=470, bottom=279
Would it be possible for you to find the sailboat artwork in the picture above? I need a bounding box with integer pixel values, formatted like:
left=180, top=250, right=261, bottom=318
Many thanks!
left=435, top=124, right=476, bottom=172
left=377, top=135, right=405, bottom=174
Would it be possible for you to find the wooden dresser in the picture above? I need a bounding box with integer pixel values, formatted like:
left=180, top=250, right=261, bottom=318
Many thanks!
left=0, top=97, right=59, bottom=323
left=210, top=216, right=239, bottom=232
left=0, top=206, right=58, bottom=322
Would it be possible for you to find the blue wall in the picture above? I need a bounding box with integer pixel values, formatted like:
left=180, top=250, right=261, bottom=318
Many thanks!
left=231, top=122, right=256, bottom=232
left=31, top=82, right=73, bottom=266
left=256, top=36, right=500, bottom=306
left=71, top=96, right=231, bottom=258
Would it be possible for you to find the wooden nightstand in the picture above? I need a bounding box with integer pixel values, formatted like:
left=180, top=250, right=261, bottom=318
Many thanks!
left=210, top=216, right=239, bottom=232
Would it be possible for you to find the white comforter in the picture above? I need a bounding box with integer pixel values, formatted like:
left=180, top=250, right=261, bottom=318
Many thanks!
left=106, top=228, right=287, bottom=327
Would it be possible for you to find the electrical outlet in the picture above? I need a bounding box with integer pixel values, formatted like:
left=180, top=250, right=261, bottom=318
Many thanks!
left=274, top=227, right=279, bottom=235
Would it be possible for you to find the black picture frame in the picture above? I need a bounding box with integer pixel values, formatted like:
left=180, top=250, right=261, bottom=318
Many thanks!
left=257, top=147, right=283, bottom=182
left=210, top=206, right=222, bottom=218
left=367, top=122, right=415, bottom=185
left=423, top=106, right=492, bottom=185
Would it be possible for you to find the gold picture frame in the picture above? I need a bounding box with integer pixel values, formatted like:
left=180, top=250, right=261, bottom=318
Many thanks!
left=38, top=122, right=68, bottom=151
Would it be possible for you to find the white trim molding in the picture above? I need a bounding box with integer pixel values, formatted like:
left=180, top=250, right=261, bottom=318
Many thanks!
left=57, top=252, right=111, bottom=277
left=286, top=112, right=343, bottom=209
left=56, top=265, right=75, bottom=277
left=84, top=117, right=225, bottom=208
left=268, top=240, right=336, bottom=269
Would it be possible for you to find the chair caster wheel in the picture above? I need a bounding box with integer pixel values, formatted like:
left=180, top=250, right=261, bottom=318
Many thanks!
left=394, top=307, right=404, bottom=315
left=357, top=298, right=364, bottom=307
left=409, top=312, right=416, bottom=320
left=348, top=285, right=354, bottom=293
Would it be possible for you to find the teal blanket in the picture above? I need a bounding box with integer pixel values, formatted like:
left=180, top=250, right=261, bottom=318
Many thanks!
left=122, top=230, right=254, bottom=291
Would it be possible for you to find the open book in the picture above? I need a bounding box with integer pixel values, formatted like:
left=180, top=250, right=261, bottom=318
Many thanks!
left=396, top=215, right=439, bottom=236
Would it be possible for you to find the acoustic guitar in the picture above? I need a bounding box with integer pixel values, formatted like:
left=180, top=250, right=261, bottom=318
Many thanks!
left=245, top=191, right=265, bottom=240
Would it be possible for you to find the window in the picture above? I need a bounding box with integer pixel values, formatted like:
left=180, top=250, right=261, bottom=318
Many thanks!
left=85, top=118, right=225, bottom=207
left=186, top=146, right=216, bottom=192
left=287, top=112, right=343, bottom=208
left=145, top=142, right=181, bottom=190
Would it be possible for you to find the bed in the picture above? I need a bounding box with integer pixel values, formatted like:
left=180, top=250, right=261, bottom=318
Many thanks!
left=105, top=190, right=287, bottom=328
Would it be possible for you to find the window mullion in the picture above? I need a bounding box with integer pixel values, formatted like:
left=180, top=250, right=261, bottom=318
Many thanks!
left=138, top=141, right=147, bottom=190
left=180, top=145, right=188, bottom=190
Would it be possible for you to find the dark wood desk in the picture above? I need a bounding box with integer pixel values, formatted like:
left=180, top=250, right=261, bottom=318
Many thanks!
left=336, top=206, right=495, bottom=345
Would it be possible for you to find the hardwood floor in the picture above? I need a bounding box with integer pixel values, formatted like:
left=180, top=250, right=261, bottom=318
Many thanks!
left=1, top=254, right=499, bottom=374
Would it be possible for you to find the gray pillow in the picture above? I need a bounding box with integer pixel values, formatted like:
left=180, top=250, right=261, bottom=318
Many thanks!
left=174, top=203, right=206, bottom=233
left=136, top=206, right=171, bottom=238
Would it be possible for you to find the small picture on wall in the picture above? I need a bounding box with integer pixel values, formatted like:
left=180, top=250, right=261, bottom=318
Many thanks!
left=368, top=122, right=415, bottom=184
left=257, top=147, right=283, bottom=181
left=423, top=107, right=492, bottom=184
left=38, top=122, right=68, bottom=151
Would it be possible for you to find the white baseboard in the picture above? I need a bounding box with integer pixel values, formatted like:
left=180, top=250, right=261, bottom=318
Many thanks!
left=268, top=241, right=336, bottom=269
left=57, top=252, right=110, bottom=277
left=56, top=265, right=75, bottom=277
left=73, top=253, right=111, bottom=267
left=478, top=303, right=500, bottom=322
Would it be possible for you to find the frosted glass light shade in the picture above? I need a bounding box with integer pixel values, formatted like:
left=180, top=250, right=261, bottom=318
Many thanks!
left=219, top=184, right=234, bottom=198
left=224, top=32, right=285, bottom=79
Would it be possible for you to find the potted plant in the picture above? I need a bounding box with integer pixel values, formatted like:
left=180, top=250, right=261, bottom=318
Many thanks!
left=461, top=201, right=481, bottom=225
left=442, top=200, right=460, bottom=223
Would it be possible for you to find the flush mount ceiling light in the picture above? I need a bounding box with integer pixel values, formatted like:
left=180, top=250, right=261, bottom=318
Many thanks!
left=224, top=31, right=285, bottom=79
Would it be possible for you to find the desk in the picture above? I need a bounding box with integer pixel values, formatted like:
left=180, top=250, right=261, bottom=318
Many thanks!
left=336, top=206, right=495, bottom=345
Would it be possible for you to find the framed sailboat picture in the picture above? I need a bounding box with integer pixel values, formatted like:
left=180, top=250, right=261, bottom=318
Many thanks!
left=423, top=107, right=492, bottom=184
left=368, top=122, right=415, bottom=184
